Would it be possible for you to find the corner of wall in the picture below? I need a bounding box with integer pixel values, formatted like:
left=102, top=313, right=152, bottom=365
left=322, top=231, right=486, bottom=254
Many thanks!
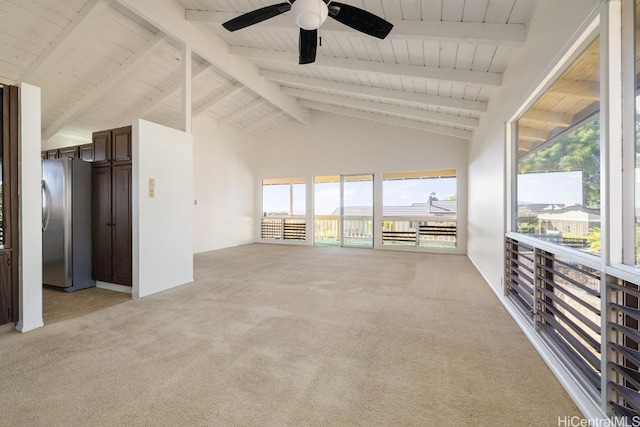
left=18, top=82, right=44, bottom=332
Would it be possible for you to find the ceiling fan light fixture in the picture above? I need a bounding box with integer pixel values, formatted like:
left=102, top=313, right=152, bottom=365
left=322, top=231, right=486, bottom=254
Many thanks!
left=291, top=0, right=328, bottom=30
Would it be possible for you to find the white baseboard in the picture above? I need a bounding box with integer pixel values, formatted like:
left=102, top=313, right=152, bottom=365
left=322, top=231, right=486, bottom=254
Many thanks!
left=15, top=319, right=44, bottom=333
left=96, top=281, right=133, bottom=295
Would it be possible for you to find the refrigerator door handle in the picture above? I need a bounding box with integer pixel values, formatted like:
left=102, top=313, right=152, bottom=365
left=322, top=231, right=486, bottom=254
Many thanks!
left=42, top=179, right=52, bottom=232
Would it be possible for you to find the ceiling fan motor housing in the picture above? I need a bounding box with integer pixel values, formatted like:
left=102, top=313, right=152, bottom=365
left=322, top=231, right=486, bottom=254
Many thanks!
left=291, top=0, right=329, bottom=30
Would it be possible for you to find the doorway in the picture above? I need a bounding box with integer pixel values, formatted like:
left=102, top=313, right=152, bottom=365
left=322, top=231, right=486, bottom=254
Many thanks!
left=313, top=174, right=373, bottom=248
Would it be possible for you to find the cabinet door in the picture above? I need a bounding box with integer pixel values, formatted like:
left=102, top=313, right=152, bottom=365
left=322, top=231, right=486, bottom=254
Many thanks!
left=112, top=126, right=132, bottom=165
left=111, top=165, right=132, bottom=286
left=46, top=149, right=59, bottom=159
left=92, top=167, right=112, bottom=282
left=92, top=130, right=111, bottom=165
left=79, top=144, right=94, bottom=162
left=59, top=146, right=79, bottom=158
left=0, top=251, right=11, bottom=325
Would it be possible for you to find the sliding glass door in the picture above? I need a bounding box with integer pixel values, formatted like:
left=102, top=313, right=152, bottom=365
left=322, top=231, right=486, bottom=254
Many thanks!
left=314, top=174, right=373, bottom=248
left=342, top=175, right=373, bottom=247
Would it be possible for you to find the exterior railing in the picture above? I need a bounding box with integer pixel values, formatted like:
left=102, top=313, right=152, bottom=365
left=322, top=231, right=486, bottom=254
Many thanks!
left=505, top=235, right=602, bottom=396
left=504, top=233, right=640, bottom=418
left=261, top=217, right=306, bottom=241
left=382, top=217, right=457, bottom=248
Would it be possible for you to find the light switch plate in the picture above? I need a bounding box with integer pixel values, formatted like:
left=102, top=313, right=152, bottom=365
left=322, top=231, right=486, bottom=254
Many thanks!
left=148, top=178, right=155, bottom=198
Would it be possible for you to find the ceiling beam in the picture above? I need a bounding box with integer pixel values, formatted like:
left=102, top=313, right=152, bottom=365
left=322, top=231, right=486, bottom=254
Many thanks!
left=42, top=33, right=166, bottom=141
left=193, top=83, right=244, bottom=117
left=22, top=0, right=112, bottom=84
left=186, top=11, right=525, bottom=47
left=521, top=108, right=574, bottom=127
left=282, top=87, right=478, bottom=128
left=242, top=110, right=283, bottom=133
left=547, top=80, right=600, bottom=100
left=115, top=0, right=309, bottom=125
left=299, top=100, right=472, bottom=140
left=261, top=71, right=487, bottom=113
left=231, top=47, right=502, bottom=87
left=118, top=62, right=212, bottom=126
left=218, top=99, right=267, bottom=127
left=518, top=126, right=549, bottom=142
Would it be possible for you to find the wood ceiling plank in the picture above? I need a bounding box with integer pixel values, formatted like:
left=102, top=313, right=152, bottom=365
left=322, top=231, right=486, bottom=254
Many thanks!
left=186, top=11, right=527, bottom=47
left=282, top=87, right=480, bottom=128
left=21, top=0, right=111, bottom=84
left=116, top=0, right=310, bottom=125
left=42, top=32, right=166, bottom=140
left=299, top=100, right=473, bottom=139
left=232, top=47, right=503, bottom=87
left=218, top=98, right=266, bottom=127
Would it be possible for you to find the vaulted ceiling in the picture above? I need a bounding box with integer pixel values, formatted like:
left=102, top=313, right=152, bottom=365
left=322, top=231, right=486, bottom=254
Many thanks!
left=0, top=0, right=537, bottom=144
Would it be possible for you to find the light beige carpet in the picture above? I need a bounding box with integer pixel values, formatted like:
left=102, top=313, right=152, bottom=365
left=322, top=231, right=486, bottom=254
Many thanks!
left=0, top=244, right=579, bottom=426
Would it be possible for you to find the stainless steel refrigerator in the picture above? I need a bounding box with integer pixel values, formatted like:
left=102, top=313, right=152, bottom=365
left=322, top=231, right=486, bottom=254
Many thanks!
left=42, top=158, right=95, bottom=291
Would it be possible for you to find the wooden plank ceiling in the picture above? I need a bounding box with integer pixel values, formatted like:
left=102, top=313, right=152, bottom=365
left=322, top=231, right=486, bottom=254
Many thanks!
left=0, top=0, right=540, bottom=143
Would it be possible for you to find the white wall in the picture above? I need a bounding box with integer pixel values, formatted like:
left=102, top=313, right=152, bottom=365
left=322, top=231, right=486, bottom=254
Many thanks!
left=192, top=115, right=256, bottom=253
left=256, top=111, right=469, bottom=253
left=132, top=119, right=194, bottom=298
left=18, top=83, right=43, bottom=332
left=467, top=0, right=601, bottom=290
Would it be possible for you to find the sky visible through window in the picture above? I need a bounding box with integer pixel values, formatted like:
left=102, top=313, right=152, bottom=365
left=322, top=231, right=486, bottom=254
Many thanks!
left=264, top=177, right=457, bottom=216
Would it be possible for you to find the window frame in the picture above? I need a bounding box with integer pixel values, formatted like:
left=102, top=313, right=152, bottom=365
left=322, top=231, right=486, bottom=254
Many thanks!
left=506, top=16, right=602, bottom=265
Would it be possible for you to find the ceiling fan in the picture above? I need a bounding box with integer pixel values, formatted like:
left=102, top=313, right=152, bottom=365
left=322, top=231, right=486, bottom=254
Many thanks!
left=222, top=0, right=393, bottom=65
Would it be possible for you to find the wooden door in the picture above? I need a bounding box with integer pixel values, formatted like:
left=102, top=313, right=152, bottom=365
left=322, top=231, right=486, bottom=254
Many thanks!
left=1, top=85, right=19, bottom=324
left=92, top=167, right=112, bottom=282
left=92, top=130, right=111, bottom=165
left=112, top=126, right=132, bottom=165
left=111, top=165, right=132, bottom=286
left=0, top=251, right=11, bottom=324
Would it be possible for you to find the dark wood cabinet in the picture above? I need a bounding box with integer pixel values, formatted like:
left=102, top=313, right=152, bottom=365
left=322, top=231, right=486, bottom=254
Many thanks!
left=79, top=144, right=94, bottom=162
left=92, top=167, right=112, bottom=283
left=92, top=130, right=111, bottom=164
left=42, top=143, right=94, bottom=162
left=112, top=126, right=132, bottom=165
left=91, top=126, right=132, bottom=286
left=111, top=165, right=132, bottom=285
left=59, top=146, right=79, bottom=158
left=92, top=126, right=131, bottom=165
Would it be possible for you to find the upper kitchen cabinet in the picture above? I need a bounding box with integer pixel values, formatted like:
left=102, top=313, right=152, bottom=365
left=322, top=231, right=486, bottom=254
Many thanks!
left=79, top=144, right=94, bottom=162
left=58, top=146, right=79, bottom=158
left=92, top=126, right=131, bottom=166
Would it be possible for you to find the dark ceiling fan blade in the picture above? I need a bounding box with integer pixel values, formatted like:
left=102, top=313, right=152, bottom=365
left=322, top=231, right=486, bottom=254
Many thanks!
left=327, top=2, right=393, bottom=39
left=222, top=3, right=292, bottom=32
left=299, top=28, right=318, bottom=64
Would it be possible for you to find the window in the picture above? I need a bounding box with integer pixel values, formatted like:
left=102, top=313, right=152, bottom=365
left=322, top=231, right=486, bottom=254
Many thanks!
left=516, top=37, right=600, bottom=255
left=261, top=178, right=306, bottom=241
left=382, top=170, right=457, bottom=248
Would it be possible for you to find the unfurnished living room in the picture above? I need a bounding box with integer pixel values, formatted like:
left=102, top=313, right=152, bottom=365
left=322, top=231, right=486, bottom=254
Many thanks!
left=0, top=0, right=638, bottom=426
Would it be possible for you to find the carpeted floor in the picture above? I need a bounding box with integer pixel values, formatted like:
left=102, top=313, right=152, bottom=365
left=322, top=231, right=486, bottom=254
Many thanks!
left=43, top=287, right=131, bottom=325
left=0, top=244, right=579, bottom=426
